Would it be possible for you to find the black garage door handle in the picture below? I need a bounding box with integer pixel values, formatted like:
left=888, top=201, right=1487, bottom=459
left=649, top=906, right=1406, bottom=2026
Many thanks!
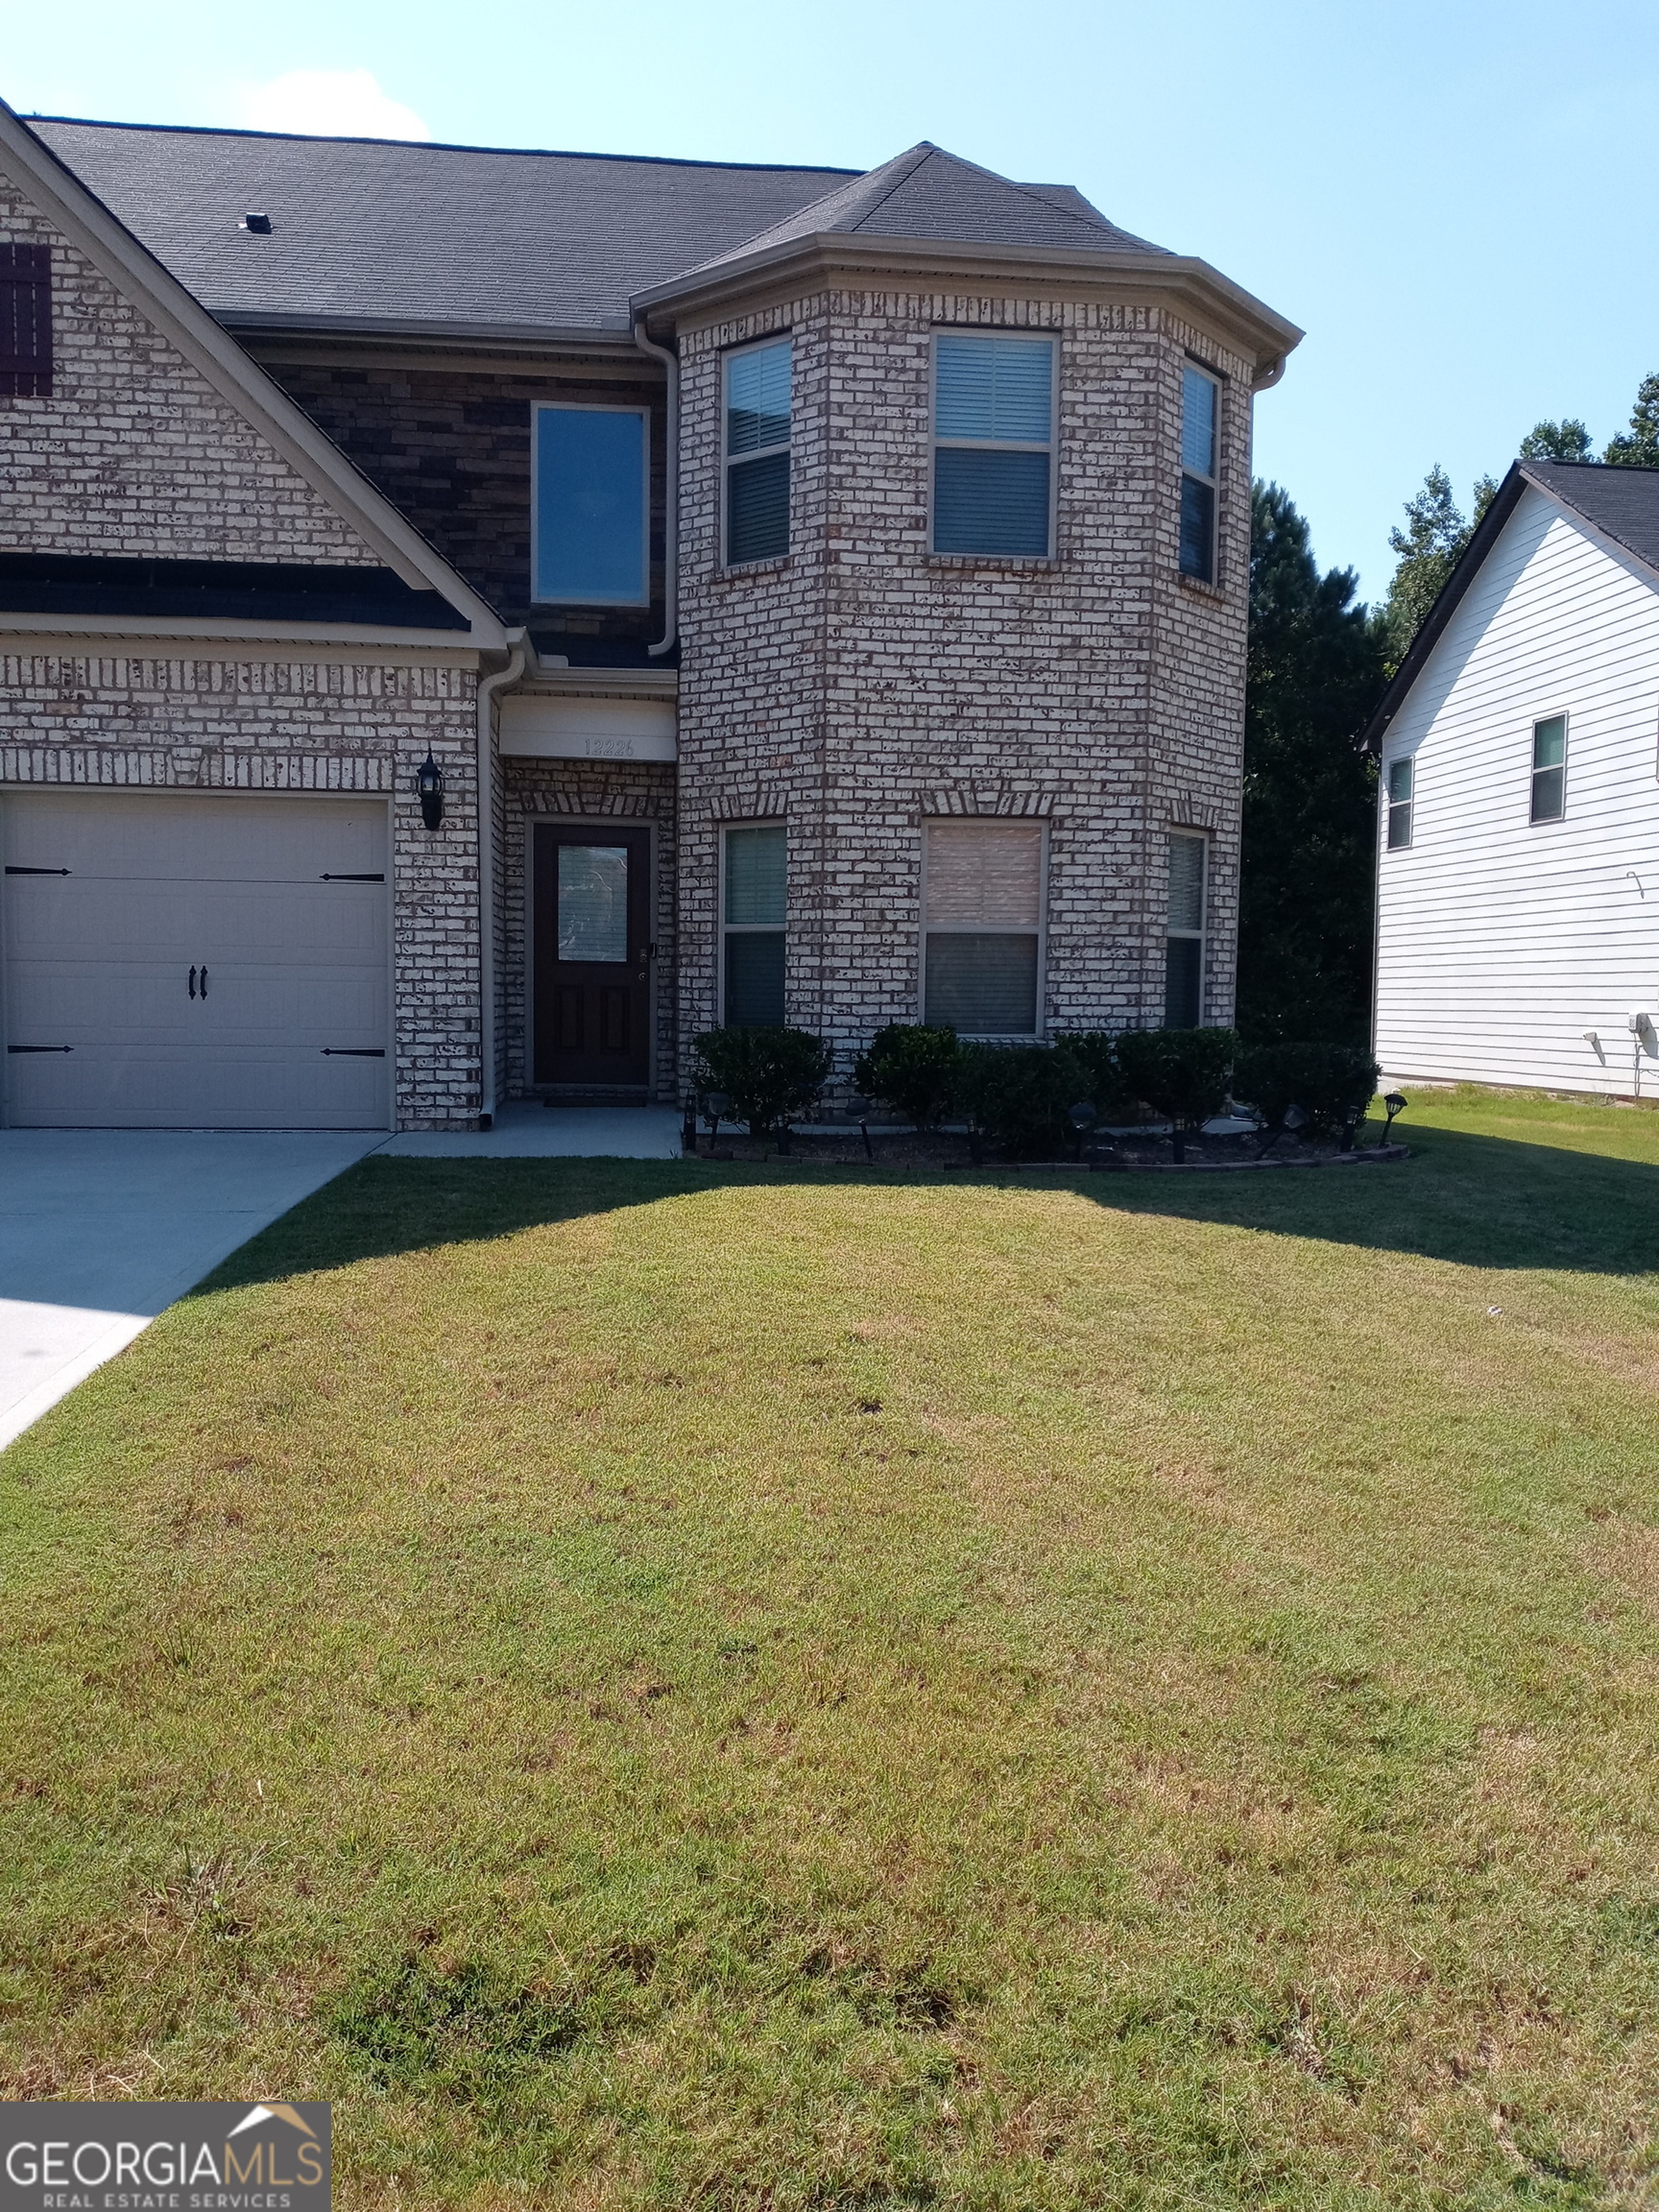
left=8, top=1044, right=72, bottom=1053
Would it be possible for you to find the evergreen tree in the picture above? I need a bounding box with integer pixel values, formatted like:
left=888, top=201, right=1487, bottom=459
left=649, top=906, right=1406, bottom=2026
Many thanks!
left=1520, top=419, right=1595, bottom=462
left=1603, top=373, right=1659, bottom=466
left=1382, top=467, right=1498, bottom=668
left=1239, top=483, right=1391, bottom=1045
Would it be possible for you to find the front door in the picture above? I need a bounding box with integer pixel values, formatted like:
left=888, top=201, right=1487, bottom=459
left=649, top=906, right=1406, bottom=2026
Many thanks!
left=532, top=825, right=652, bottom=1089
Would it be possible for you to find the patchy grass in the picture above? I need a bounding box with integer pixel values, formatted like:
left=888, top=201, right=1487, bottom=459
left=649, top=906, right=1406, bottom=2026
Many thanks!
left=3, top=1085, right=1659, bottom=2207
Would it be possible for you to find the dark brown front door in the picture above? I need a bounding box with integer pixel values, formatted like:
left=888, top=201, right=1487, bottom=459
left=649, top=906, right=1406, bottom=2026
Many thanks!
left=532, top=825, right=652, bottom=1088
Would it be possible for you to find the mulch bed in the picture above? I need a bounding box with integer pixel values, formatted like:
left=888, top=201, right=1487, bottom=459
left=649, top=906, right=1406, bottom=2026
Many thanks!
left=683, top=1129, right=1410, bottom=1172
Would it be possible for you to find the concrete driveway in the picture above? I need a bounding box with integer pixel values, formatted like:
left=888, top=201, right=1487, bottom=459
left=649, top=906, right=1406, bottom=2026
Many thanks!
left=0, top=1129, right=380, bottom=1450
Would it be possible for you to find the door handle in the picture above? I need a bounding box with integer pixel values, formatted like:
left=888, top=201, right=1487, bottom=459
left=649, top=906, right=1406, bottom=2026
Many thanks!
left=188, top=965, right=197, bottom=999
left=200, top=964, right=208, bottom=998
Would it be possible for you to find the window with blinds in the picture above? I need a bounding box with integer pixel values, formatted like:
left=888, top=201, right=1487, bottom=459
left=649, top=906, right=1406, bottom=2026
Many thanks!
left=532, top=404, right=648, bottom=605
left=725, top=339, right=791, bottom=566
left=923, top=819, right=1044, bottom=1033
left=1165, top=832, right=1207, bottom=1029
left=722, top=824, right=786, bottom=1026
left=1179, top=364, right=1218, bottom=584
left=0, top=243, right=52, bottom=398
left=932, top=334, right=1055, bottom=558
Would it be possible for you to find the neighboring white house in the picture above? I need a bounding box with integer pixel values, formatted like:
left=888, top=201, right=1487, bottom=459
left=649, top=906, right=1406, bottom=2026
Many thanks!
left=1368, top=460, right=1659, bottom=1098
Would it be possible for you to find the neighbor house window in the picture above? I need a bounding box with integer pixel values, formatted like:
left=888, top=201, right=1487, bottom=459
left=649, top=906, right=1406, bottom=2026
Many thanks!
left=1386, top=757, right=1414, bottom=849
left=932, top=333, right=1055, bottom=557
left=533, top=404, right=648, bottom=605
left=1531, top=714, right=1567, bottom=822
left=1179, top=364, right=1219, bottom=583
left=1166, top=832, right=1207, bottom=1028
left=722, top=824, right=785, bottom=1026
left=1, top=243, right=51, bottom=397
left=725, top=338, right=791, bottom=565
left=923, top=819, right=1044, bottom=1033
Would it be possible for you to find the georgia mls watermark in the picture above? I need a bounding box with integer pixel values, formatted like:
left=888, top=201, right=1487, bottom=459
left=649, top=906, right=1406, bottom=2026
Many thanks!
left=0, top=2102, right=329, bottom=2211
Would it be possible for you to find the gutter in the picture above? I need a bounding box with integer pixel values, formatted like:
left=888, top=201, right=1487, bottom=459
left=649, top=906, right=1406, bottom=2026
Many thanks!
left=633, top=315, right=679, bottom=656
left=475, top=627, right=527, bottom=1127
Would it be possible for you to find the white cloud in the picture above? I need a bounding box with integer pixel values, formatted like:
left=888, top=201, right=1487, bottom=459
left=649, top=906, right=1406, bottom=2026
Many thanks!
left=234, top=69, right=431, bottom=142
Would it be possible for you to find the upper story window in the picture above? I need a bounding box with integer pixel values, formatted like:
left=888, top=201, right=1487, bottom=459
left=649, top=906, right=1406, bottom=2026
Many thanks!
left=923, top=818, right=1044, bottom=1034
left=1386, top=757, right=1414, bottom=849
left=533, top=403, right=648, bottom=606
left=0, top=243, right=52, bottom=398
left=1179, top=364, right=1219, bottom=583
left=1531, top=714, right=1567, bottom=822
left=1166, top=832, right=1207, bottom=1027
left=722, top=823, right=786, bottom=1025
left=932, top=334, right=1055, bottom=558
left=725, top=339, right=792, bottom=566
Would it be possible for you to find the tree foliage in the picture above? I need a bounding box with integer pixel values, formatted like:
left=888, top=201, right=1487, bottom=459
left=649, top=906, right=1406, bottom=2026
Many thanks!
left=1239, top=483, right=1390, bottom=1046
left=1519, top=418, right=1595, bottom=462
left=1382, top=466, right=1499, bottom=667
left=1603, top=373, right=1659, bottom=467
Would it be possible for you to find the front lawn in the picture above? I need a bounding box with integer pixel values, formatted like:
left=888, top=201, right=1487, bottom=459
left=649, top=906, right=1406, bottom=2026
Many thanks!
left=4, top=1088, right=1658, bottom=2208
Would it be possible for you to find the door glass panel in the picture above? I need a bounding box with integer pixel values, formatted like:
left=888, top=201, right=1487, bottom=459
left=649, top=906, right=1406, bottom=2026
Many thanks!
left=557, top=844, right=629, bottom=963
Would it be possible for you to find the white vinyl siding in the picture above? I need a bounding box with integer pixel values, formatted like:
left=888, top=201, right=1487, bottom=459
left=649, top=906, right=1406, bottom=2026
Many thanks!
left=923, top=819, right=1045, bottom=1033
left=1376, top=484, right=1659, bottom=1094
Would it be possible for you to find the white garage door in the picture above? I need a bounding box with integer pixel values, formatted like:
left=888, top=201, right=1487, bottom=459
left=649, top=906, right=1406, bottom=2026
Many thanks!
left=3, top=792, right=391, bottom=1129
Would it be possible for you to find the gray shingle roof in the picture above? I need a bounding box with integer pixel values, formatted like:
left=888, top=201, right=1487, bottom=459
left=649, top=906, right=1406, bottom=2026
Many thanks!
left=23, top=118, right=1163, bottom=340
left=1521, top=459, right=1659, bottom=576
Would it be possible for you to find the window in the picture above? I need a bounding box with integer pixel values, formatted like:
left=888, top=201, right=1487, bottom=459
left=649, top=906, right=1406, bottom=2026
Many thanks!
left=924, top=819, right=1044, bottom=1033
left=1166, top=832, right=1207, bottom=1028
left=1531, top=714, right=1567, bottom=822
left=932, top=334, right=1055, bottom=557
left=1179, top=364, right=1218, bottom=583
left=722, top=824, right=785, bottom=1026
left=725, top=339, right=791, bottom=565
left=1386, top=757, right=1414, bottom=849
left=533, top=404, right=648, bottom=606
left=0, top=243, right=52, bottom=398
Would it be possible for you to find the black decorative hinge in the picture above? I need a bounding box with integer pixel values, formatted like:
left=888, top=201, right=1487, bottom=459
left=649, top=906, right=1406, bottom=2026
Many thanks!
left=5, top=866, right=70, bottom=876
left=8, top=1044, right=71, bottom=1052
left=320, top=873, right=386, bottom=881
left=322, top=1047, right=387, bottom=1057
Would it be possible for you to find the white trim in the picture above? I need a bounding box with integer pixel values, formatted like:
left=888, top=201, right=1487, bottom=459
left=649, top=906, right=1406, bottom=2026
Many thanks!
left=0, top=611, right=487, bottom=653
left=928, top=328, right=1059, bottom=561
left=530, top=401, right=651, bottom=608
left=721, top=334, right=793, bottom=571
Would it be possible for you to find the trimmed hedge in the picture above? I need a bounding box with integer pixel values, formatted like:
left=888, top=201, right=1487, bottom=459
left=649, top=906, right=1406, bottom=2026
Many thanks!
left=692, top=1025, right=834, bottom=1141
left=852, top=1023, right=961, bottom=1131
left=1233, top=1042, right=1381, bottom=1141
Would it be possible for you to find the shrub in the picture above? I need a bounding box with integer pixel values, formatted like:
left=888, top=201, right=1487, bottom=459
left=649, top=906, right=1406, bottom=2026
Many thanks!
left=853, top=1023, right=962, bottom=1130
left=1049, top=1031, right=1142, bottom=1124
left=1114, top=1027, right=1239, bottom=1159
left=692, top=1025, right=834, bottom=1141
left=1233, top=1042, right=1381, bottom=1142
left=957, top=1044, right=1079, bottom=1159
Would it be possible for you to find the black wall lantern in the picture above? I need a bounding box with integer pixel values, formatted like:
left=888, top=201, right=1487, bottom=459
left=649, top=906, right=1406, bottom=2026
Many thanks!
left=417, top=751, right=445, bottom=831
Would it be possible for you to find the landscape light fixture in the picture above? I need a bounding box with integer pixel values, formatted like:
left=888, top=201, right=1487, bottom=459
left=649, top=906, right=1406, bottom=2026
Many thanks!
left=1283, top=1103, right=1309, bottom=1134
left=417, top=751, right=445, bottom=831
left=1382, top=1091, right=1408, bottom=1142
left=1069, top=1098, right=1097, bottom=1161
left=705, top=1091, right=731, bottom=1147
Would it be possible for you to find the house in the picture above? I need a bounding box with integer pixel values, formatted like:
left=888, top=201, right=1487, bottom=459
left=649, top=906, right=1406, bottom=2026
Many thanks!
left=0, top=100, right=1299, bottom=1130
left=1367, top=461, right=1659, bottom=1099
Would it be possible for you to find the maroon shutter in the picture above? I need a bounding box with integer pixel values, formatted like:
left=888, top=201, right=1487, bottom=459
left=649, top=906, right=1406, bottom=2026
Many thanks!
left=0, top=244, right=52, bottom=398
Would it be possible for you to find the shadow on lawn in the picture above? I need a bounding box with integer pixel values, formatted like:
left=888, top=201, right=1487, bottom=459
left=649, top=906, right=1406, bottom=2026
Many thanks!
left=195, top=1121, right=1659, bottom=1297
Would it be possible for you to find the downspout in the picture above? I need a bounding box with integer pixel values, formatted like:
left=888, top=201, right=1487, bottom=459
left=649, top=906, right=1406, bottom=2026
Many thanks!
left=634, top=314, right=678, bottom=655
left=476, top=628, right=526, bottom=1129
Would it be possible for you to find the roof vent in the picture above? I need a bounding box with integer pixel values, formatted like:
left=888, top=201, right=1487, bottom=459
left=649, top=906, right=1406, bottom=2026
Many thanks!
left=242, top=211, right=273, bottom=235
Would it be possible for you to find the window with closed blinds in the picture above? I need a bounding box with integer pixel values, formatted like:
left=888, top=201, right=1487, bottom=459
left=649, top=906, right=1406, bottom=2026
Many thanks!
left=1179, top=364, right=1218, bottom=584
left=722, top=823, right=786, bottom=1026
left=0, top=244, right=51, bottom=398
left=1165, top=832, right=1207, bottom=1029
left=932, top=334, right=1055, bottom=557
left=725, top=339, right=791, bottom=566
left=924, top=819, right=1044, bottom=1033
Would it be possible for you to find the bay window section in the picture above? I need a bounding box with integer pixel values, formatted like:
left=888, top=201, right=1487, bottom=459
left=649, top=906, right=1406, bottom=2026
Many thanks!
left=932, top=334, right=1055, bottom=557
left=1165, top=832, right=1207, bottom=1028
left=532, top=404, right=648, bottom=605
left=722, top=824, right=786, bottom=1026
left=923, top=819, right=1044, bottom=1033
left=725, top=339, right=792, bottom=565
left=1179, top=364, right=1218, bottom=583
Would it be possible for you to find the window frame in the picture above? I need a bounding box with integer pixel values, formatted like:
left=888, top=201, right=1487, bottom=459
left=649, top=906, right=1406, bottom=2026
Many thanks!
left=1165, top=830, right=1208, bottom=1029
left=1178, top=359, right=1221, bottom=586
left=1529, top=710, right=1569, bottom=825
left=530, top=400, right=651, bottom=609
left=928, top=329, right=1060, bottom=562
left=718, top=819, right=787, bottom=1028
left=919, top=817, right=1048, bottom=1039
left=1385, top=756, right=1414, bottom=851
left=722, top=334, right=793, bottom=571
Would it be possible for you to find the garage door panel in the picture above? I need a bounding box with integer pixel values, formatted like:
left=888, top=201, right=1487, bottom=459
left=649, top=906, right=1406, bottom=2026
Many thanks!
left=4, top=794, right=393, bottom=1129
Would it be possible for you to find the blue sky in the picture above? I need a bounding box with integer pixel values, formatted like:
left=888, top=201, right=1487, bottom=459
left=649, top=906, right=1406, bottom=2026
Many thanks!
left=7, top=0, right=1657, bottom=603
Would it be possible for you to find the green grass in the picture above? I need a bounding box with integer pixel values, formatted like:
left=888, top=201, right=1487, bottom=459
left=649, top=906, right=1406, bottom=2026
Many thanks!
left=4, top=1085, right=1659, bottom=2208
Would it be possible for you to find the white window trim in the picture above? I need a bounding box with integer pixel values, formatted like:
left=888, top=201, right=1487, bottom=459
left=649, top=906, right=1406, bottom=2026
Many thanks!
left=1166, top=829, right=1208, bottom=1026
left=918, top=817, right=1049, bottom=1039
left=722, top=335, right=792, bottom=572
left=927, top=329, right=1060, bottom=561
left=717, top=819, right=787, bottom=1026
left=1529, top=709, right=1570, bottom=826
left=530, top=401, right=651, bottom=608
left=1179, top=360, right=1221, bottom=586
left=1384, top=755, right=1415, bottom=851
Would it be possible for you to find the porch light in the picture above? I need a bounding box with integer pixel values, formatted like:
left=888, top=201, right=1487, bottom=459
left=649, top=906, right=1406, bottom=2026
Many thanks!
left=417, top=751, right=445, bottom=831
